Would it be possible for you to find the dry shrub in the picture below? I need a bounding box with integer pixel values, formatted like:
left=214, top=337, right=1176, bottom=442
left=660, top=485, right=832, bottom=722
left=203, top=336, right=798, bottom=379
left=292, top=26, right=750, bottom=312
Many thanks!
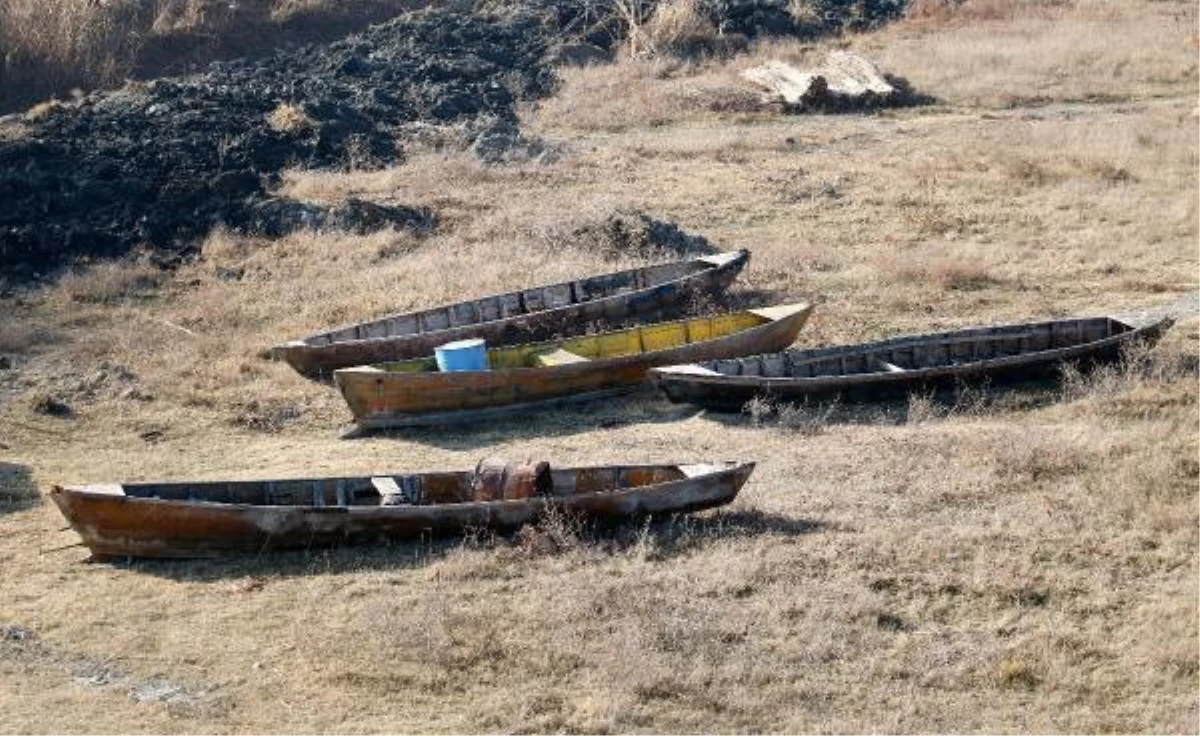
left=927, top=258, right=996, bottom=291
left=1002, top=157, right=1055, bottom=187
left=151, top=0, right=256, bottom=34
left=229, top=397, right=304, bottom=433
left=197, top=226, right=252, bottom=266
left=786, top=0, right=824, bottom=26
left=994, top=438, right=1095, bottom=493
left=905, top=391, right=940, bottom=425
left=1060, top=334, right=1199, bottom=413
left=743, top=395, right=775, bottom=426
left=777, top=400, right=838, bottom=435
left=905, top=0, right=1068, bottom=26
left=1003, top=154, right=1137, bottom=189
left=150, top=0, right=414, bottom=36
left=996, top=657, right=1042, bottom=691
left=877, top=253, right=997, bottom=292
left=743, top=396, right=838, bottom=434
left=54, top=259, right=166, bottom=305
left=1077, top=158, right=1136, bottom=185
left=903, top=380, right=1001, bottom=424
left=643, top=0, right=719, bottom=58
left=0, top=463, right=40, bottom=513
left=0, top=322, right=56, bottom=354
left=515, top=505, right=587, bottom=556
left=897, top=197, right=972, bottom=237
left=265, top=102, right=315, bottom=134
left=0, top=0, right=429, bottom=113
left=611, top=0, right=749, bottom=60
left=0, top=0, right=148, bottom=111
left=611, top=0, right=656, bottom=58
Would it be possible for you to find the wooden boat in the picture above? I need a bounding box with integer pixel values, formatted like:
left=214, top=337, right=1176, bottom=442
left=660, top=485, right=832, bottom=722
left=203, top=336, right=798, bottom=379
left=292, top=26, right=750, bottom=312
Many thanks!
left=650, top=316, right=1174, bottom=411
left=272, top=249, right=750, bottom=378
left=49, top=461, right=756, bottom=559
left=334, top=303, right=813, bottom=431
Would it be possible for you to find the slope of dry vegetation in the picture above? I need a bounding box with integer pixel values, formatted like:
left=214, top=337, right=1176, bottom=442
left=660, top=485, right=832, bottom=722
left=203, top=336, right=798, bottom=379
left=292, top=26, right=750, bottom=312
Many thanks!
left=1, top=0, right=1197, bottom=732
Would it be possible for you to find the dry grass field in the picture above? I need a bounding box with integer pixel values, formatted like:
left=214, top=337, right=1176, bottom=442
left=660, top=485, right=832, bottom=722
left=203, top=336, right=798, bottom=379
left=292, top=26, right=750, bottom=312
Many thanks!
left=2, top=0, right=1198, bottom=732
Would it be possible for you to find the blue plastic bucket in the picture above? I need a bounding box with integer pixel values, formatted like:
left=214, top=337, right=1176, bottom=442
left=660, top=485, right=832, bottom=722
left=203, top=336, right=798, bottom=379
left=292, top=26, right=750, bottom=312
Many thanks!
left=434, top=338, right=488, bottom=372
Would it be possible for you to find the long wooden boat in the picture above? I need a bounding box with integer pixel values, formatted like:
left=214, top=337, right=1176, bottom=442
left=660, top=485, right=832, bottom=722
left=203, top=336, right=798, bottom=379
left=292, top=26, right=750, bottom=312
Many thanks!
left=650, top=316, right=1173, bottom=411
left=49, top=461, right=755, bottom=559
left=334, top=302, right=813, bottom=430
left=272, top=250, right=750, bottom=378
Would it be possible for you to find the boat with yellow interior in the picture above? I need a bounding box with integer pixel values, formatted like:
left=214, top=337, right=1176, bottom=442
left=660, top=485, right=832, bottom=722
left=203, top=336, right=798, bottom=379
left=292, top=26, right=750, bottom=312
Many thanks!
left=334, top=302, right=813, bottom=431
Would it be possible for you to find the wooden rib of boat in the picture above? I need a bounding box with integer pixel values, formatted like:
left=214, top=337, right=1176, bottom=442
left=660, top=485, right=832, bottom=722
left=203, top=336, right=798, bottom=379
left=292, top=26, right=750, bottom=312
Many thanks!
left=272, top=249, right=750, bottom=379
left=650, top=316, right=1174, bottom=411
left=49, top=461, right=756, bottom=559
left=334, top=302, right=813, bottom=431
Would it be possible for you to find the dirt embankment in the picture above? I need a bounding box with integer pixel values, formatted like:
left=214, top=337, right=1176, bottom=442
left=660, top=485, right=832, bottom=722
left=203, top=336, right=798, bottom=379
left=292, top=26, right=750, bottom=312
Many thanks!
left=0, top=6, right=557, bottom=282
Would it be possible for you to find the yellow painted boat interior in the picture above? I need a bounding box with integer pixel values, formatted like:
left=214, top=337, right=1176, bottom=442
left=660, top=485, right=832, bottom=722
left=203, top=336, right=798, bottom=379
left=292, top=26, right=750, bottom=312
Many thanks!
left=376, top=311, right=770, bottom=373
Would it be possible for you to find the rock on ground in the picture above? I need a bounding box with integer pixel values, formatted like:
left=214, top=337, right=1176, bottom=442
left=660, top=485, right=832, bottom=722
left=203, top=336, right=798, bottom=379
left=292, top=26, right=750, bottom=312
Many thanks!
left=742, top=51, right=925, bottom=112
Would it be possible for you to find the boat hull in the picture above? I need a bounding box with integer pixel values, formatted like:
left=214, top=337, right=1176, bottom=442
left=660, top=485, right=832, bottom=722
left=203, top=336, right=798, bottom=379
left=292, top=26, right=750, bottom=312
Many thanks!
left=274, top=250, right=749, bottom=379
left=49, top=463, right=755, bottom=559
left=652, top=317, right=1173, bottom=411
left=335, top=304, right=812, bottom=430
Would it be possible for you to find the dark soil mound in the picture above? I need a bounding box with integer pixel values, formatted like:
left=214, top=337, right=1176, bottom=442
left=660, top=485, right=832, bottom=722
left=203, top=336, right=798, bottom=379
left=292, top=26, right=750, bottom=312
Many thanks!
left=552, top=211, right=716, bottom=259
left=0, top=0, right=907, bottom=284
left=0, top=6, right=556, bottom=282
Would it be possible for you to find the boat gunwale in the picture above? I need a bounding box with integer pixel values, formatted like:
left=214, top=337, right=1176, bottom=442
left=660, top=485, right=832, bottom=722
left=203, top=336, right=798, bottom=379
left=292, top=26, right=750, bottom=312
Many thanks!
left=275, top=249, right=750, bottom=351
left=333, top=302, right=814, bottom=380
left=49, top=461, right=755, bottom=513
left=651, top=316, right=1171, bottom=388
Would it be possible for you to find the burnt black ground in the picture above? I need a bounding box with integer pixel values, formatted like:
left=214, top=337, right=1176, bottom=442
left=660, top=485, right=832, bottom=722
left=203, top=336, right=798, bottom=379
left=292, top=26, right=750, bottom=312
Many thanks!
left=0, top=6, right=556, bottom=282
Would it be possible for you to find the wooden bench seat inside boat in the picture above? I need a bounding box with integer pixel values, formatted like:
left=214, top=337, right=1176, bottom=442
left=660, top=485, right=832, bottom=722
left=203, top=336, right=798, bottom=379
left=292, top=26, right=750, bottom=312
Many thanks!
left=873, top=357, right=907, bottom=373
left=534, top=348, right=591, bottom=367
left=372, top=476, right=416, bottom=506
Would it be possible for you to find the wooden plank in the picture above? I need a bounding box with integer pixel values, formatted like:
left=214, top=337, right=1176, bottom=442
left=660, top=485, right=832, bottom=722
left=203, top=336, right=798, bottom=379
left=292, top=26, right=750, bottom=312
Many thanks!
left=534, top=348, right=590, bottom=367
left=372, top=476, right=401, bottom=495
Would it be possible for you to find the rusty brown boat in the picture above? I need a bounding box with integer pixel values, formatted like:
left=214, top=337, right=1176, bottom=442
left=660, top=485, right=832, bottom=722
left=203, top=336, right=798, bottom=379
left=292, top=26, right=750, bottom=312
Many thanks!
left=272, top=249, right=750, bottom=379
left=49, top=461, right=756, bottom=559
left=650, top=316, right=1174, bottom=411
left=334, top=302, right=813, bottom=431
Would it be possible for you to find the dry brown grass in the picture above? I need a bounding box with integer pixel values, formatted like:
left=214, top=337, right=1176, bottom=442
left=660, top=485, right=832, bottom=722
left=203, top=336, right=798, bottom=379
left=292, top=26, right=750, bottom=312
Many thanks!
left=872, top=0, right=1200, bottom=107
left=536, top=0, right=1198, bottom=132
left=615, top=0, right=726, bottom=60
left=0, top=0, right=1197, bottom=732
left=0, top=0, right=148, bottom=110
left=53, top=258, right=167, bottom=305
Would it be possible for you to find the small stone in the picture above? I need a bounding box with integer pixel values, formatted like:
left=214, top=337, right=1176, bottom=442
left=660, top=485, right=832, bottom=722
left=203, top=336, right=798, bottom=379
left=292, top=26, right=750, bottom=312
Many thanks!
left=138, top=428, right=165, bottom=443
left=30, top=393, right=72, bottom=417
left=120, top=387, right=154, bottom=402
left=2, top=624, right=34, bottom=641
